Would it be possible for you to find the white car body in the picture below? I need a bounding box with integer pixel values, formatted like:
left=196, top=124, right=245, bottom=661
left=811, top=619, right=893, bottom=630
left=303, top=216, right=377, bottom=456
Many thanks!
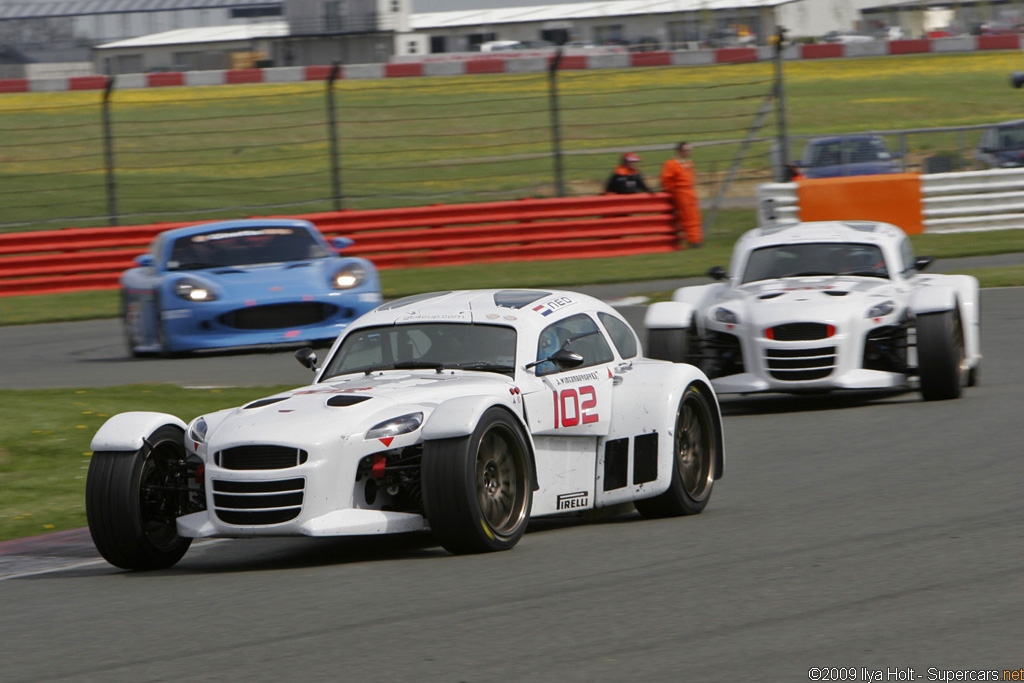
left=89, top=289, right=724, bottom=567
left=644, top=221, right=981, bottom=399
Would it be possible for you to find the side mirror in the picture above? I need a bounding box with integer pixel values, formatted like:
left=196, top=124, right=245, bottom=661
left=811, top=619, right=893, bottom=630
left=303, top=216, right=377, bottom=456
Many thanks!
left=331, top=237, right=354, bottom=251
left=295, top=347, right=318, bottom=372
left=707, top=266, right=728, bottom=281
left=914, top=256, right=933, bottom=272
left=134, top=254, right=154, bottom=267
left=551, top=349, right=585, bottom=370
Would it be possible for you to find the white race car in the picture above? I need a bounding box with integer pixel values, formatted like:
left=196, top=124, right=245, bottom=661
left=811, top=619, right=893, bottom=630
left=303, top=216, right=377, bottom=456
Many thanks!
left=87, top=289, right=725, bottom=570
left=644, top=221, right=981, bottom=401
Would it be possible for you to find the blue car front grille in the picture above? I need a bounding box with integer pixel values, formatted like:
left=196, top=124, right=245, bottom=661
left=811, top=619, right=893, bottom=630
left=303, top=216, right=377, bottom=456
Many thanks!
left=218, top=302, right=345, bottom=330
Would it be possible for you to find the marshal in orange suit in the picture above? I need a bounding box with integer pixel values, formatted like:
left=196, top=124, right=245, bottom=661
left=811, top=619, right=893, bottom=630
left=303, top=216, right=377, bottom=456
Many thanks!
left=660, top=141, right=703, bottom=247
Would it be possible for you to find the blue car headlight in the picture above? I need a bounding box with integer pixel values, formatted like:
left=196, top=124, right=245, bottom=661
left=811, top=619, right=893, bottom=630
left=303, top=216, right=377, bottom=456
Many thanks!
left=174, top=278, right=217, bottom=302
left=333, top=263, right=367, bottom=290
left=866, top=300, right=895, bottom=318
left=366, top=412, right=423, bottom=440
left=714, top=307, right=740, bottom=324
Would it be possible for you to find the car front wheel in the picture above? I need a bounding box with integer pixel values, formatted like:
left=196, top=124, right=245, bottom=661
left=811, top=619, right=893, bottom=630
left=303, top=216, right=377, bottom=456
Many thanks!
left=86, top=424, right=193, bottom=570
left=917, top=310, right=965, bottom=401
left=421, top=407, right=533, bottom=554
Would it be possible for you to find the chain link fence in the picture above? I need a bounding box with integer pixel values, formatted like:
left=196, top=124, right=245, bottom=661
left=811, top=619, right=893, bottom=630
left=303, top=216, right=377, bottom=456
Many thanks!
left=0, top=54, right=1002, bottom=234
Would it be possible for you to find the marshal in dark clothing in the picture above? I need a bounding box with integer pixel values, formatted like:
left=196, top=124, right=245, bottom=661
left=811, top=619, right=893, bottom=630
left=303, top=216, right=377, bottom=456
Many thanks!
left=604, top=152, right=653, bottom=194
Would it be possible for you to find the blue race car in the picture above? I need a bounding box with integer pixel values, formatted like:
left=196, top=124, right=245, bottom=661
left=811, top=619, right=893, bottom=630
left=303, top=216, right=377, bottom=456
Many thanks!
left=121, top=218, right=382, bottom=356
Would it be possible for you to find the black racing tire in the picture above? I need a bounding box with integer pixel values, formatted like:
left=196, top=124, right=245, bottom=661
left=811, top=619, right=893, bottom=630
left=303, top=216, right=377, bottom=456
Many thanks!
left=86, top=424, right=192, bottom=570
left=647, top=328, right=689, bottom=364
left=421, top=407, right=533, bottom=554
left=634, top=383, right=718, bottom=518
left=917, top=310, right=964, bottom=401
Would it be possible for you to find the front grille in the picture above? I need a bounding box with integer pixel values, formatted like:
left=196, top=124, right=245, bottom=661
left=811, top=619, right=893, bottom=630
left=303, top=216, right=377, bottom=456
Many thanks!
left=765, top=346, right=836, bottom=381
left=769, top=322, right=833, bottom=341
left=219, top=302, right=339, bottom=330
left=212, top=477, right=304, bottom=526
left=216, top=445, right=308, bottom=470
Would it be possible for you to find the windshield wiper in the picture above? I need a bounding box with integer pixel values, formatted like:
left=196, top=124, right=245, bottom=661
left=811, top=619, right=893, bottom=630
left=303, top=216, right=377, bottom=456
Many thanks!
left=363, top=361, right=445, bottom=374
left=449, top=362, right=515, bottom=374
left=173, top=262, right=223, bottom=270
left=785, top=271, right=835, bottom=277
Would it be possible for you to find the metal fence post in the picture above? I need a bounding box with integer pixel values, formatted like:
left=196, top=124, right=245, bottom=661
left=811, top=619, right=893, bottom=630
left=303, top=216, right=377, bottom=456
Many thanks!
left=773, top=27, right=790, bottom=180
left=326, top=63, right=342, bottom=211
left=101, top=76, right=118, bottom=226
left=548, top=50, right=566, bottom=197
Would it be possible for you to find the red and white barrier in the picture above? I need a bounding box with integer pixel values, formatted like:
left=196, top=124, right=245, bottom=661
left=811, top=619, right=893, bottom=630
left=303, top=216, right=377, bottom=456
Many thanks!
left=0, top=35, right=1017, bottom=93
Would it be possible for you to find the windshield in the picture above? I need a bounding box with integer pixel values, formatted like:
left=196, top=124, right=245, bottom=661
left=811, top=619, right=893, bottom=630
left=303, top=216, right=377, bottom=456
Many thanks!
left=166, top=226, right=329, bottom=271
left=805, top=138, right=891, bottom=167
left=741, top=243, right=889, bottom=284
left=321, top=323, right=518, bottom=379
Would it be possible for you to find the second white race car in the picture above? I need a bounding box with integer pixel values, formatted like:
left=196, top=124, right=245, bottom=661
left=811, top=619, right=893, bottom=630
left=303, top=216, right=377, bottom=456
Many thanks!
left=644, top=220, right=981, bottom=401
left=87, top=289, right=725, bottom=570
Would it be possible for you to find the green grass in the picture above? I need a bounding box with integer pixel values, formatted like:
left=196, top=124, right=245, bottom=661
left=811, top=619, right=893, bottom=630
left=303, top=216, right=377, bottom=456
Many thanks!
left=0, top=384, right=292, bottom=542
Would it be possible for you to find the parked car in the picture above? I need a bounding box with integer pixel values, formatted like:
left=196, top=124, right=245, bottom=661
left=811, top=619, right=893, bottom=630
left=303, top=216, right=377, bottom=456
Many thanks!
left=795, top=134, right=903, bottom=179
left=87, top=288, right=725, bottom=570
left=822, top=30, right=875, bottom=44
left=121, top=218, right=382, bottom=357
left=974, top=119, right=1024, bottom=168
left=644, top=220, right=981, bottom=402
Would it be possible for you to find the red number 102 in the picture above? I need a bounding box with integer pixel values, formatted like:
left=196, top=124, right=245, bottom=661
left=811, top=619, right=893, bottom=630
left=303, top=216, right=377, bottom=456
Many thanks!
left=553, top=385, right=599, bottom=427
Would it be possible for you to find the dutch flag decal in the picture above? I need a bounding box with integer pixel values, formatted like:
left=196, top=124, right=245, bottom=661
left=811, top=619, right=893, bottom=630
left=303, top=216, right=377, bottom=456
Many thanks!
left=532, top=304, right=553, bottom=316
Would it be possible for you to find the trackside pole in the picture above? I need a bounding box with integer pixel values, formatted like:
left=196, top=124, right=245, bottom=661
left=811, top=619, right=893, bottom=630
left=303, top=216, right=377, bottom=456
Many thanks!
left=102, top=76, right=118, bottom=226
left=327, top=63, right=342, bottom=211
left=548, top=50, right=566, bottom=198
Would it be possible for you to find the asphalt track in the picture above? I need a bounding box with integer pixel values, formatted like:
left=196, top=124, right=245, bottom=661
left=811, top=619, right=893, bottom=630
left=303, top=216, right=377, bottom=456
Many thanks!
left=2, top=280, right=1023, bottom=682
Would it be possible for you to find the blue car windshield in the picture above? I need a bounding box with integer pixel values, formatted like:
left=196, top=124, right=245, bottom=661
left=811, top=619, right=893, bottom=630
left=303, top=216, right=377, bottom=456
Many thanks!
left=320, top=323, right=518, bottom=379
left=741, top=243, right=889, bottom=283
left=166, top=227, right=330, bottom=270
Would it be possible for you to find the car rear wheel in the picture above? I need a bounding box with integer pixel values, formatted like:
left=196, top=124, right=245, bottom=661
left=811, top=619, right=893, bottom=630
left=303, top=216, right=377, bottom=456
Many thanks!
left=86, top=424, right=193, bottom=570
left=421, top=407, right=533, bottom=554
left=917, top=310, right=965, bottom=401
left=634, top=384, right=717, bottom=518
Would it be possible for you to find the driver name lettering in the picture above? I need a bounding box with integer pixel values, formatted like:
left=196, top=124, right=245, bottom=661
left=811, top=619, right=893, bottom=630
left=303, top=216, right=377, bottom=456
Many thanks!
left=555, top=370, right=600, bottom=386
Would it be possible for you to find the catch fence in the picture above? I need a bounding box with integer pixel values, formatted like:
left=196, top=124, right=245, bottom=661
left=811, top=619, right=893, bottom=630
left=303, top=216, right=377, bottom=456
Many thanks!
left=0, top=57, right=780, bottom=233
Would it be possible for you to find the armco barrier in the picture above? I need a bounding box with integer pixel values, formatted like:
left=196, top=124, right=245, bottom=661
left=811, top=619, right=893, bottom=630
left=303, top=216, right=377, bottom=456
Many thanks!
left=0, top=194, right=679, bottom=297
left=755, top=168, right=1024, bottom=234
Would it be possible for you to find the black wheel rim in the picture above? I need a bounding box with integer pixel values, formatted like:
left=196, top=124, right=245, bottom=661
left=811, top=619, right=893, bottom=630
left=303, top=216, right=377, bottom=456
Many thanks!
left=475, top=425, right=528, bottom=537
left=139, top=441, right=185, bottom=551
left=676, top=394, right=713, bottom=502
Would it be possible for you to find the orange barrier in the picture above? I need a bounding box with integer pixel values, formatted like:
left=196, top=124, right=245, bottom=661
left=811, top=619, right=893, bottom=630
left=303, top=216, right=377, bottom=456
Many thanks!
left=796, top=174, right=925, bottom=235
left=0, top=194, right=680, bottom=297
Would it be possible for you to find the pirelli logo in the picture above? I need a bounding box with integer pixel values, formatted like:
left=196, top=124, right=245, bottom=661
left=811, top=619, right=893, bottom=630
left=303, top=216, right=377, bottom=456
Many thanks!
left=557, top=491, right=589, bottom=510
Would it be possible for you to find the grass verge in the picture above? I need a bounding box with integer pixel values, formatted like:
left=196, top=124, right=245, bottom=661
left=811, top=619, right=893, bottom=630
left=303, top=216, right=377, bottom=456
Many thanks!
left=0, top=384, right=292, bottom=543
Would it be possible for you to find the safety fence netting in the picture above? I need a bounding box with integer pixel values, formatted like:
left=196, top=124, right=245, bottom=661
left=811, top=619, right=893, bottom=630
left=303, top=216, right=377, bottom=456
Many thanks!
left=0, top=61, right=778, bottom=232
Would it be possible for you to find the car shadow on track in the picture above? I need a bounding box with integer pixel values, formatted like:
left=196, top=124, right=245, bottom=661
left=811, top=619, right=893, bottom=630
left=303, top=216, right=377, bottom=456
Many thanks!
left=718, top=388, right=920, bottom=416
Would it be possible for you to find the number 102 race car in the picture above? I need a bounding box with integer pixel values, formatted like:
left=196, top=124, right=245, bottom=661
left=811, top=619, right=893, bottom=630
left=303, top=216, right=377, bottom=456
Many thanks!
left=87, top=289, right=725, bottom=570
